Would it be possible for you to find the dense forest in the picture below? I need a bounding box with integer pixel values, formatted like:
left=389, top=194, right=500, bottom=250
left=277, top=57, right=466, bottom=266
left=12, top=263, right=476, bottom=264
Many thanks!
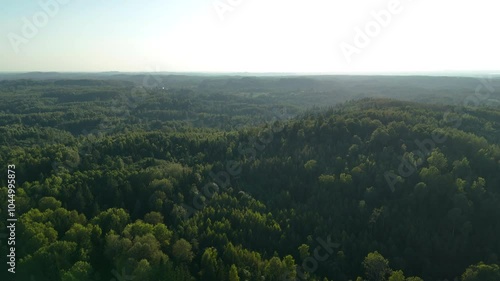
left=1, top=76, right=500, bottom=281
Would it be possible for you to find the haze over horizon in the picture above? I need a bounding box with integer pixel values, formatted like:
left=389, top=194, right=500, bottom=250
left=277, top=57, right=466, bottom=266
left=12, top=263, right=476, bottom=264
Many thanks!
left=1, top=0, right=499, bottom=73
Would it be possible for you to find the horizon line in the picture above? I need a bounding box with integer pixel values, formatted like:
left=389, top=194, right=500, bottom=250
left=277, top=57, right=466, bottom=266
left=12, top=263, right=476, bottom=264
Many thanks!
left=1, top=70, right=500, bottom=77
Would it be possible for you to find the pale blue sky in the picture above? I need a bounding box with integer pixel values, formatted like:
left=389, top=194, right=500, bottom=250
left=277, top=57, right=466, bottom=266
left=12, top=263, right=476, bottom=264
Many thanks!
left=1, top=0, right=499, bottom=73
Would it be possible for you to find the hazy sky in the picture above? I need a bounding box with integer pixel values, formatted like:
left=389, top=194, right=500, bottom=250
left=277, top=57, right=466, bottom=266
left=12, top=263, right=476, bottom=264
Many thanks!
left=1, top=0, right=499, bottom=73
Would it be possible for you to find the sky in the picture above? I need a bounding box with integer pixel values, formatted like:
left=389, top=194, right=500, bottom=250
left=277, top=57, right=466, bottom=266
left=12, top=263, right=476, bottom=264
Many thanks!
left=0, top=0, right=499, bottom=73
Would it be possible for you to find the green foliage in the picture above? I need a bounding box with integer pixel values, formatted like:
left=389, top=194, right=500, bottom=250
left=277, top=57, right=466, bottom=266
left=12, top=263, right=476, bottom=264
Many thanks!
left=229, top=264, right=240, bottom=281
left=304, top=159, right=318, bottom=171
left=362, top=251, right=391, bottom=281
left=405, top=277, right=424, bottom=281
left=91, top=208, right=130, bottom=234
left=201, top=247, right=219, bottom=281
left=461, top=262, right=500, bottom=281
left=427, top=149, right=448, bottom=171
left=38, top=196, right=62, bottom=211
left=389, top=270, right=405, bottom=281
left=144, top=211, right=164, bottom=225
left=61, top=261, right=93, bottom=281
left=172, top=239, right=194, bottom=263
left=318, top=174, right=336, bottom=187
left=1, top=79, right=500, bottom=281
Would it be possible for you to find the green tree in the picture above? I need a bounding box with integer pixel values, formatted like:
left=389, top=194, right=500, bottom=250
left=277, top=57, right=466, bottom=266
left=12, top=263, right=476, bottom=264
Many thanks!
left=304, top=160, right=317, bottom=171
left=133, top=259, right=152, bottom=281
left=128, top=234, right=166, bottom=265
left=298, top=244, right=310, bottom=260
left=123, top=220, right=154, bottom=239
left=64, top=223, right=96, bottom=251
left=427, top=149, right=448, bottom=171
left=363, top=251, right=391, bottom=281
left=172, top=239, right=194, bottom=263
left=282, top=255, right=297, bottom=280
left=201, top=247, right=219, bottom=281
left=229, top=264, right=240, bottom=281
left=461, top=262, right=500, bottom=281
left=91, top=208, right=130, bottom=234
left=265, top=256, right=285, bottom=281
left=153, top=224, right=173, bottom=249
left=318, top=174, right=336, bottom=187
left=61, top=261, right=93, bottom=281
left=144, top=212, right=164, bottom=225
left=389, top=270, right=405, bottom=281
left=39, top=197, right=62, bottom=211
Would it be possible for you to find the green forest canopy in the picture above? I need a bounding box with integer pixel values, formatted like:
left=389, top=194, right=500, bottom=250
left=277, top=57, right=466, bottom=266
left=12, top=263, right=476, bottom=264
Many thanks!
left=0, top=77, right=500, bottom=281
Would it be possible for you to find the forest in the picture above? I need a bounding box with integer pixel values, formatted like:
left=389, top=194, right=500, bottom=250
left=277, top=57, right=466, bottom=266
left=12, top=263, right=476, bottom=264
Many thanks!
left=0, top=75, right=500, bottom=281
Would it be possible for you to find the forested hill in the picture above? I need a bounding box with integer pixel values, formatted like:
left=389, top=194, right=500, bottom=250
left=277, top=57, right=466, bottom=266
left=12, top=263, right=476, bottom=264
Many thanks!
left=1, top=95, right=500, bottom=280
